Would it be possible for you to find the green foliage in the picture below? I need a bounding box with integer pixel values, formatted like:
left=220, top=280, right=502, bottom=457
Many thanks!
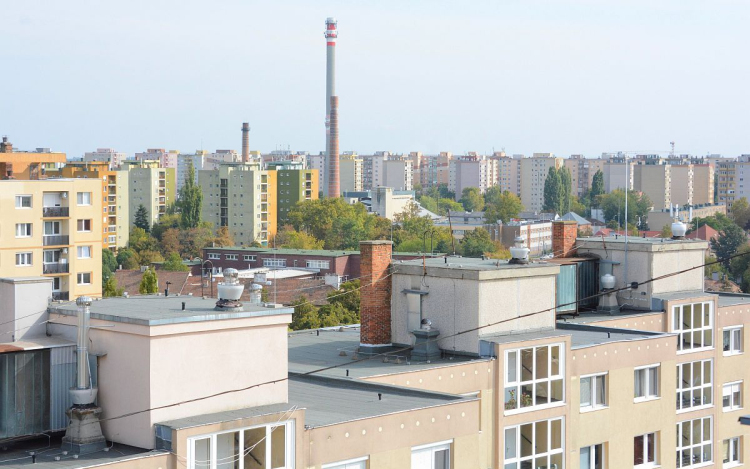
left=327, top=280, right=360, bottom=318
left=162, top=252, right=189, bottom=271
left=460, top=228, right=496, bottom=258
left=484, top=188, right=523, bottom=224
left=179, top=226, right=215, bottom=259
left=591, top=170, right=605, bottom=202
left=288, top=280, right=361, bottom=331
left=543, top=167, right=572, bottom=214
left=179, top=163, right=203, bottom=229
left=690, top=213, right=735, bottom=234
left=213, top=226, right=235, bottom=247
left=151, top=213, right=180, bottom=241
left=418, top=195, right=462, bottom=216
left=290, top=296, right=321, bottom=330
left=275, top=226, right=325, bottom=249
left=711, top=224, right=748, bottom=268
left=569, top=196, right=587, bottom=217
left=102, top=248, right=117, bottom=287
left=729, top=246, right=750, bottom=280
left=116, top=248, right=140, bottom=270
left=731, top=197, right=750, bottom=229
left=599, top=189, right=652, bottom=228
left=160, top=228, right=182, bottom=257
left=459, top=187, right=484, bottom=212
left=138, top=267, right=159, bottom=294
left=134, top=205, right=151, bottom=233
left=706, top=254, right=724, bottom=278
left=103, top=276, right=124, bottom=297
left=660, top=224, right=672, bottom=238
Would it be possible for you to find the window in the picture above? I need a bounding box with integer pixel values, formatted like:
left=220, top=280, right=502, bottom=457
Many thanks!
left=188, top=421, right=294, bottom=469
left=673, top=302, right=713, bottom=352
left=635, top=365, right=660, bottom=401
left=15, top=223, right=32, bottom=237
left=225, top=254, right=238, bottom=261
left=77, top=272, right=91, bottom=285
left=243, top=255, right=256, bottom=262
left=77, top=192, right=92, bottom=205
left=322, top=457, right=368, bottom=469
left=723, top=382, right=742, bottom=411
left=411, top=441, right=450, bottom=469
left=15, top=252, right=32, bottom=266
left=264, top=258, right=287, bottom=268
left=77, top=246, right=92, bottom=259
left=581, top=444, right=605, bottom=469
left=504, top=344, right=564, bottom=412
left=44, top=221, right=60, bottom=235
left=723, top=327, right=743, bottom=355
left=77, top=219, right=92, bottom=232
left=676, top=417, right=712, bottom=468
left=15, top=195, right=32, bottom=208
left=504, top=418, right=564, bottom=469
left=723, top=437, right=741, bottom=468
left=43, top=250, right=61, bottom=264
left=581, top=373, right=607, bottom=410
left=207, top=253, right=220, bottom=260
left=306, top=260, right=331, bottom=269
left=634, top=433, right=657, bottom=468
left=676, top=360, right=713, bottom=411
left=108, top=235, right=116, bottom=244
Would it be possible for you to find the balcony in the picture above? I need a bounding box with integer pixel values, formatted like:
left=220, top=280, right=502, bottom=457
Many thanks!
left=108, top=226, right=117, bottom=232
left=43, top=207, right=69, bottom=218
left=43, top=235, right=69, bottom=246
left=51, top=291, right=69, bottom=301
left=43, top=263, right=70, bottom=274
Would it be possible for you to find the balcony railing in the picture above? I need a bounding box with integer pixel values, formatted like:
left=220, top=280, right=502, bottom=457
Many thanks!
left=43, top=207, right=69, bottom=217
left=43, top=235, right=69, bottom=246
left=43, top=263, right=70, bottom=274
left=51, top=291, right=69, bottom=301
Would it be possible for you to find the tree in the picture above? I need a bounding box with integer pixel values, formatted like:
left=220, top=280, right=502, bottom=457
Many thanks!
left=460, top=228, right=496, bottom=258
left=160, top=228, right=182, bottom=257
left=102, top=248, right=117, bottom=284
left=151, top=213, right=180, bottom=241
left=134, top=205, right=151, bottom=233
left=731, top=197, right=750, bottom=229
left=275, top=226, right=324, bottom=249
left=459, top=187, right=484, bottom=212
left=326, top=280, right=360, bottom=319
left=139, top=267, right=159, bottom=294
left=162, top=252, right=189, bottom=271
left=179, top=163, right=203, bottom=229
left=730, top=245, right=750, bottom=280
left=543, top=167, right=572, bottom=215
left=559, top=166, right=572, bottom=213
left=590, top=170, right=605, bottom=202
left=180, top=226, right=215, bottom=259
left=103, top=276, right=124, bottom=297
left=660, top=224, right=672, bottom=238
left=290, top=296, right=321, bottom=330
left=711, top=224, right=748, bottom=268
left=599, top=189, right=652, bottom=228
left=484, top=190, right=523, bottom=224
left=116, top=248, right=140, bottom=270
left=690, top=213, right=735, bottom=234
left=213, top=226, right=235, bottom=247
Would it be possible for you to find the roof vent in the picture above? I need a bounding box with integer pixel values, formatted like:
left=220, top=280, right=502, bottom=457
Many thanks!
left=671, top=221, right=687, bottom=239
left=508, top=236, right=530, bottom=265
left=215, top=268, right=244, bottom=311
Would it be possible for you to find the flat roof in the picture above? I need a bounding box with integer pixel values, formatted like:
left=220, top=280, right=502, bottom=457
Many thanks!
left=158, top=374, right=472, bottom=431
left=577, top=236, right=708, bottom=250
left=47, top=295, right=293, bottom=326
left=393, top=256, right=561, bottom=280
left=288, top=328, right=486, bottom=379
left=204, top=246, right=442, bottom=258
left=558, top=309, right=663, bottom=325
left=717, top=293, right=750, bottom=308
left=480, top=324, right=668, bottom=349
left=653, top=290, right=716, bottom=302
left=0, top=336, right=75, bottom=354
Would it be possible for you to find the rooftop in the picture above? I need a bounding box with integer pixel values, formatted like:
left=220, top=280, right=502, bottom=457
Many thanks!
left=392, top=256, right=560, bottom=279
left=557, top=309, right=663, bottom=325
left=480, top=324, right=669, bottom=349
left=204, top=246, right=443, bottom=258
left=288, top=328, right=486, bottom=379
left=717, top=293, right=750, bottom=308
left=47, top=295, right=293, bottom=327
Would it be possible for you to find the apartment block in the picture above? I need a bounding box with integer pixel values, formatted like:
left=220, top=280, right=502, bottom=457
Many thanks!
left=339, top=152, right=363, bottom=194
left=176, top=150, right=208, bottom=193
left=266, top=161, right=318, bottom=224
left=0, top=136, right=66, bottom=179
left=307, top=152, right=327, bottom=193
left=119, top=160, right=175, bottom=229
left=499, top=219, right=554, bottom=255
left=199, top=162, right=277, bottom=246
left=520, top=154, right=563, bottom=212
left=692, top=164, right=715, bottom=205
left=382, top=157, right=413, bottom=191
left=0, top=178, right=103, bottom=301
left=83, top=148, right=127, bottom=170
left=361, top=152, right=388, bottom=190
left=54, top=161, right=130, bottom=251
left=449, top=153, right=498, bottom=197
left=135, top=148, right=179, bottom=169
left=205, top=149, right=242, bottom=171
left=669, top=164, right=695, bottom=207
left=494, top=153, right=522, bottom=196
left=634, top=163, right=672, bottom=209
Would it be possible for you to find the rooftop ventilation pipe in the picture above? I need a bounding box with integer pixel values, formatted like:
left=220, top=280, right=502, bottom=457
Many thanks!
left=671, top=221, right=687, bottom=240
left=508, top=236, right=530, bottom=265
left=215, top=268, right=244, bottom=311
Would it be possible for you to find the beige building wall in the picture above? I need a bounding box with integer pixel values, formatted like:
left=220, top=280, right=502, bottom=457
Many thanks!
left=670, top=165, right=694, bottom=207
left=634, top=164, right=671, bottom=209
left=121, top=161, right=175, bottom=229
left=521, top=156, right=563, bottom=212
left=0, top=179, right=103, bottom=300
left=692, top=164, right=714, bottom=206
left=340, top=154, right=363, bottom=193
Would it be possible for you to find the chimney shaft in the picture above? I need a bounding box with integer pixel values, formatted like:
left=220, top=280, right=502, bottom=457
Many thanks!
left=241, top=123, right=250, bottom=162
left=552, top=220, right=578, bottom=258
left=359, top=240, right=393, bottom=349
left=75, top=297, right=92, bottom=390
left=324, top=17, right=339, bottom=197
left=328, top=95, right=340, bottom=197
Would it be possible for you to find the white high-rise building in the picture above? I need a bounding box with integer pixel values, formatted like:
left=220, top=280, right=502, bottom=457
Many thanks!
left=176, top=151, right=208, bottom=192
left=83, top=148, right=127, bottom=170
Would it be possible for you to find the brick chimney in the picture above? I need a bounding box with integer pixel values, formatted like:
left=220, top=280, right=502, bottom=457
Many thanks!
left=359, top=240, right=393, bottom=349
left=552, top=220, right=578, bottom=257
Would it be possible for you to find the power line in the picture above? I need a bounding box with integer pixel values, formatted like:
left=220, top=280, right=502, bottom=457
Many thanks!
left=76, top=247, right=743, bottom=429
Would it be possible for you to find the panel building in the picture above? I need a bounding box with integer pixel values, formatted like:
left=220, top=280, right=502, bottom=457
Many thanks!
left=339, top=152, right=363, bottom=194
left=266, top=161, right=318, bottom=224
left=119, top=160, right=176, bottom=230
left=0, top=136, right=67, bottom=179
left=520, top=154, right=563, bottom=212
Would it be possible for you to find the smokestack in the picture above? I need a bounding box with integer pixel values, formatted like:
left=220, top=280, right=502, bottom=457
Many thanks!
left=241, top=123, right=250, bottom=162
left=324, top=17, right=339, bottom=197
left=328, top=96, right=340, bottom=197
left=359, top=240, right=393, bottom=350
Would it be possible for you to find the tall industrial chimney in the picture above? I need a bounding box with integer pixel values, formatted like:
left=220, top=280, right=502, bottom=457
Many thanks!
left=324, top=17, right=340, bottom=197
left=241, top=123, right=250, bottom=162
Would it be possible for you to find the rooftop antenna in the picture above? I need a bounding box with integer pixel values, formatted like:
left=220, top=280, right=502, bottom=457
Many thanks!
left=670, top=141, right=675, bottom=157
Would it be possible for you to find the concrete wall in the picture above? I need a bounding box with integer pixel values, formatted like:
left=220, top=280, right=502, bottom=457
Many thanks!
left=0, top=277, right=52, bottom=341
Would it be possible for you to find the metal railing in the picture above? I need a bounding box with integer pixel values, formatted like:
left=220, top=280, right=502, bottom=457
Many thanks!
left=43, top=235, right=69, bottom=246
left=51, top=291, right=69, bottom=301
left=42, top=207, right=69, bottom=217
left=43, top=263, right=69, bottom=274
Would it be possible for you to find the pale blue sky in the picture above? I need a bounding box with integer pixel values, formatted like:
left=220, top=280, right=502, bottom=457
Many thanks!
left=2, top=1, right=749, bottom=158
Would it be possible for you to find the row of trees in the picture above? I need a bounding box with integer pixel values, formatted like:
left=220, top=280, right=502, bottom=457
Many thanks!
left=290, top=280, right=360, bottom=330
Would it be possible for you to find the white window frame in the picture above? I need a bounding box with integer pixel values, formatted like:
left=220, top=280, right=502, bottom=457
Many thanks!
left=243, top=255, right=256, bottom=262
left=207, top=253, right=220, bottom=260
left=676, top=416, right=713, bottom=468
left=77, top=192, right=92, bottom=205
left=634, top=432, right=658, bottom=468
left=15, top=195, right=32, bottom=209
left=581, top=443, right=605, bottom=469
left=263, top=258, right=287, bottom=268
left=322, top=456, right=369, bottom=469
left=77, top=246, right=92, bottom=259
left=504, top=418, right=564, bottom=469
left=723, top=327, right=743, bottom=356
left=580, top=372, right=608, bottom=411
left=15, top=252, right=33, bottom=267
left=676, top=359, right=713, bottom=412
left=225, top=254, right=238, bottom=261
left=77, top=272, right=91, bottom=285
left=634, top=364, right=660, bottom=402
left=187, top=420, right=295, bottom=469
left=15, top=223, right=32, bottom=238
left=672, top=302, right=714, bottom=353
left=504, top=343, right=565, bottom=414
left=411, top=440, right=451, bottom=469
left=723, top=437, right=741, bottom=468
left=306, top=260, right=331, bottom=270
left=723, top=381, right=742, bottom=412
left=77, top=219, right=92, bottom=232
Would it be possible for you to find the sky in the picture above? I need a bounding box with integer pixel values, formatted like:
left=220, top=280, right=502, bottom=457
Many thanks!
left=2, top=0, right=749, bottom=158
